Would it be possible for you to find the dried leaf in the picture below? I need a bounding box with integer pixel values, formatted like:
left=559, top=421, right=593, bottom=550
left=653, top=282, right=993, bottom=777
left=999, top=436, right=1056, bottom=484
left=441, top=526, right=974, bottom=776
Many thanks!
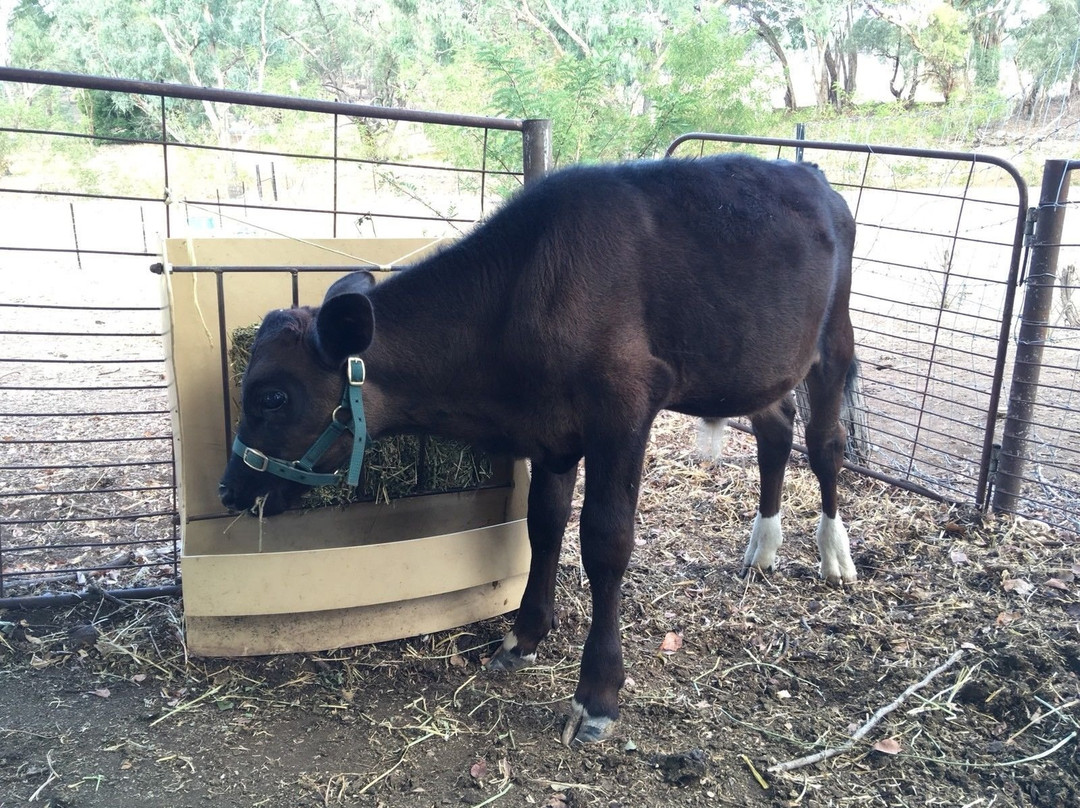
left=545, top=794, right=569, bottom=808
left=90, top=688, right=111, bottom=698
left=1003, top=578, right=1035, bottom=596
left=1045, top=578, right=1070, bottom=592
left=470, top=759, right=488, bottom=779
left=996, top=611, right=1020, bottom=626
left=132, top=673, right=148, bottom=683
left=949, top=549, right=969, bottom=564
left=449, top=653, right=466, bottom=668
left=659, top=631, right=684, bottom=655
left=873, top=738, right=902, bottom=755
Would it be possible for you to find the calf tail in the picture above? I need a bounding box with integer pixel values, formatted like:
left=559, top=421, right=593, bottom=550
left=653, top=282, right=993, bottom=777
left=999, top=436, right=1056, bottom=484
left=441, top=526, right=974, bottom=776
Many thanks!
left=840, top=356, right=870, bottom=465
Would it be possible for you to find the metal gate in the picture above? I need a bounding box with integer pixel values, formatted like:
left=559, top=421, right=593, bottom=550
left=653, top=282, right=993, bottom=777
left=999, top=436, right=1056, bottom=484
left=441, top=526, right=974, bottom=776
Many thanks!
left=0, top=68, right=546, bottom=605
left=667, top=134, right=1031, bottom=513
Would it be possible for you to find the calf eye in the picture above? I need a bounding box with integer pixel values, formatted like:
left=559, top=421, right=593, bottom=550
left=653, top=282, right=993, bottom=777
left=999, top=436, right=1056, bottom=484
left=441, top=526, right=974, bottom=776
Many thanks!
left=259, top=390, right=288, bottom=411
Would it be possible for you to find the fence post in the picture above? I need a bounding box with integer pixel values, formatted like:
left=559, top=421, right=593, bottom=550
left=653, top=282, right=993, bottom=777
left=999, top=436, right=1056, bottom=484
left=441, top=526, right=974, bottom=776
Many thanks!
left=992, top=159, right=1074, bottom=514
left=521, top=119, right=552, bottom=184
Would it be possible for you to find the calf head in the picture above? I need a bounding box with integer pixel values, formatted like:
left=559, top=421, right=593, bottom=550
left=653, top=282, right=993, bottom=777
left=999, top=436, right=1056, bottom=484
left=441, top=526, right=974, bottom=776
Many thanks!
left=218, top=271, right=377, bottom=515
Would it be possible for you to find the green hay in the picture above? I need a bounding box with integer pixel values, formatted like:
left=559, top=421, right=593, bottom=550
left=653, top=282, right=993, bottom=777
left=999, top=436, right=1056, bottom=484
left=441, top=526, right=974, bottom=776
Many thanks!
left=229, top=323, right=493, bottom=505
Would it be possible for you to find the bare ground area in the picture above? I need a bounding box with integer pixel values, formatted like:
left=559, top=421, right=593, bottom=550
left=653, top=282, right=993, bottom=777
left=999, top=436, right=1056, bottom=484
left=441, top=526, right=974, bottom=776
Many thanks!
left=2, top=416, right=1080, bottom=808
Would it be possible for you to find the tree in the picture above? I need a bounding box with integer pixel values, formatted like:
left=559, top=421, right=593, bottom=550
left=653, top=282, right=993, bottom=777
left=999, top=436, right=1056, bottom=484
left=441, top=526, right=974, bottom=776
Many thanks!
left=730, top=0, right=862, bottom=112
left=963, top=0, right=1015, bottom=91
left=443, top=1, right=765, bottom=164
left=7, top=0, right=302, bottom=143
left=864, top=1, right=972, bottom=103
left=1013, top=0, right=1080, bottom=115
left=852, top=9, right=923, bottom=103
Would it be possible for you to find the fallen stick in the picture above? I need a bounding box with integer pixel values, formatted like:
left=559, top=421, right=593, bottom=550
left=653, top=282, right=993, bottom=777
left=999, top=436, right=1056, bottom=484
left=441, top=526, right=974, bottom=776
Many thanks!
left=769, top=649, right=965, bottom=774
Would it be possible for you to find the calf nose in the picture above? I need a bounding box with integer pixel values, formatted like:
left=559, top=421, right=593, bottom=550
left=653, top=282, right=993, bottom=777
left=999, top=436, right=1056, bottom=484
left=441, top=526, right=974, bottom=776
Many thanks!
left=219, top=481, right=238, bottom=511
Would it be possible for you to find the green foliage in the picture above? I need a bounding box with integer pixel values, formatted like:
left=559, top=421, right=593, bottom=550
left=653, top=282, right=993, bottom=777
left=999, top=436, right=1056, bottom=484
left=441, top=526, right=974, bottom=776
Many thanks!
left=921, top=3, right=970, bottom=102
left=3, top=0, right=1076, bottom=184
left=449, top=7, right=765, bottom=164
left=1013, top=0, right=1080, bottom=108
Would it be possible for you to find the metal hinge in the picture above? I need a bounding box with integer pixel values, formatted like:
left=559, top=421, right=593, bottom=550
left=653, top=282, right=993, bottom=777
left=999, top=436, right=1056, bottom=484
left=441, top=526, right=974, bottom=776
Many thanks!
left=1023, top=206, right=1037, bottom=247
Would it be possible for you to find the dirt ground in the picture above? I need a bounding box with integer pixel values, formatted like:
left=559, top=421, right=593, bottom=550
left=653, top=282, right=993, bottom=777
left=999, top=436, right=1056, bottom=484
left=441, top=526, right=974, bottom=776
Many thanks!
left=2, top=416, right=1079, bottom=808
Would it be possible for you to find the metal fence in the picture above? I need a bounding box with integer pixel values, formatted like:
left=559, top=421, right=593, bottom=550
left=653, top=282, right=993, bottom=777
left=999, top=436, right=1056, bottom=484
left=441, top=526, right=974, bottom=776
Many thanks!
left=1, top=69, right=1078, bottom=606
left=0, top=68, right=546, bottom=605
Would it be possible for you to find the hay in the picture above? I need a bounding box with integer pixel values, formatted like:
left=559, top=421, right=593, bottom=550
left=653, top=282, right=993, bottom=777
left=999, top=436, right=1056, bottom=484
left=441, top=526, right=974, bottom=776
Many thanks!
left=229, top=323, right=492, bottom=505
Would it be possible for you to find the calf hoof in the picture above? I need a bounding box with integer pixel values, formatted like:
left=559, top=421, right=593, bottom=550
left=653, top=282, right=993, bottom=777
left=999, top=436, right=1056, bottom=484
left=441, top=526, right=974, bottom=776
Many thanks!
left=820, top=566, right=858, bottom=586
left=739, top=563, right=774, bottom=580
left=486, top=632, right=536, bottom=673
left=817, top=516, right=857, bottom=585
left=561, top=699, right=614, bottom=746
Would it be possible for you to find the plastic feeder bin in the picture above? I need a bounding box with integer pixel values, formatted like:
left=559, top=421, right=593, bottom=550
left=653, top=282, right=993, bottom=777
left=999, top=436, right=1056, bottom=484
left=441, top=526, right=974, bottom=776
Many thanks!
left=162, top=238, right=531, bottom=656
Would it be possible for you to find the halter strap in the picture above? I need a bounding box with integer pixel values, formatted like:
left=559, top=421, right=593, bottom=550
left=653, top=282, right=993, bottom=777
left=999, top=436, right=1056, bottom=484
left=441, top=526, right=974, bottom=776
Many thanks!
left=232, top=356, right=368, bottom=488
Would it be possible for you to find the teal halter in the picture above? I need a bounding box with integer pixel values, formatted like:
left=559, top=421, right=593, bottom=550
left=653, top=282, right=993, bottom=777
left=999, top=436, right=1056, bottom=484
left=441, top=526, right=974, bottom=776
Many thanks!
left=232, top=356, right=368, bottom=488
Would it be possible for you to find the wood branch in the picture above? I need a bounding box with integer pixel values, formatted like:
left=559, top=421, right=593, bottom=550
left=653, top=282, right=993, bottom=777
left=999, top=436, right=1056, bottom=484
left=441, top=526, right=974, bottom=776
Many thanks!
left=150, top=14, right=223, bottom=135
left=865, top=1, right=926, bottom=56
left=769, top=650, right=965, bottom=774
left=518, top=0, right=565, bottom=57
left=542, top=0, right=591, bottom=58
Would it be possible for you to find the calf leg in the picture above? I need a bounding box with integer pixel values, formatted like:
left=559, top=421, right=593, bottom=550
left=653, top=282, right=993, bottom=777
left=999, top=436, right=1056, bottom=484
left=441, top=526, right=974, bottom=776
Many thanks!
left=488, top=463, right=578, bottom=671
left=804, top=358, right=857, bottom=584
left=742, top=397, right=796, bottom=575
left=563, top=427, right=650, bottom=745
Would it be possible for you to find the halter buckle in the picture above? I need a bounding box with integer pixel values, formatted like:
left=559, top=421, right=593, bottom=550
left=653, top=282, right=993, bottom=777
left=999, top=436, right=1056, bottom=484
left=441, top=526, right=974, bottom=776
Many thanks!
left=348, top=357, right=365, bottom=386
left=241, top=446, right=270, bottom=472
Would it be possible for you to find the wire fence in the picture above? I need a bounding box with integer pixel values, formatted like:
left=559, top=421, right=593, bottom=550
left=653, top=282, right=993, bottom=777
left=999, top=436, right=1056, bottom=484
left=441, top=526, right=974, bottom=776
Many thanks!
left=1, top=69, right=1078, bottom=607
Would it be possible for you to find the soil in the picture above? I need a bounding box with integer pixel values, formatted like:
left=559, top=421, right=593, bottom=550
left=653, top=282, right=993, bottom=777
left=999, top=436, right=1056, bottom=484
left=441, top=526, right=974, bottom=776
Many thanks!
left=3, top=417, right=1080, bottom=808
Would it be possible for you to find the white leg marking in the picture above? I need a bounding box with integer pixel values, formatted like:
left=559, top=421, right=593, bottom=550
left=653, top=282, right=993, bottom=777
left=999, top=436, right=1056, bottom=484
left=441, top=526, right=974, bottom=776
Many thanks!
left=501, top=630, right=536, bottom=663
left=743, top=512, right=783, bottom=572
left=695, top=418, right=728, bottom=461
left=816, top=514, right=857, bottom=584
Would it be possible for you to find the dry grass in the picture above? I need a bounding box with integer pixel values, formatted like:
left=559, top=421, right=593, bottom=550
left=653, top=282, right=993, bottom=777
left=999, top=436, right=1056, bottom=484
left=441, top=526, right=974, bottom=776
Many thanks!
left=2, top=413, right=1079, bottom=806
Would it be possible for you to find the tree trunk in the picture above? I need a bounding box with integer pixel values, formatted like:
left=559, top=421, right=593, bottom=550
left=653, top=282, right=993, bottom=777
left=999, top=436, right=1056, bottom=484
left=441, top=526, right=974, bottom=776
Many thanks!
left=825, top=44, right=840, bottom=108
left=751, top=13, right=797, bottom=111
left=844, top=44, right=858, bottom=96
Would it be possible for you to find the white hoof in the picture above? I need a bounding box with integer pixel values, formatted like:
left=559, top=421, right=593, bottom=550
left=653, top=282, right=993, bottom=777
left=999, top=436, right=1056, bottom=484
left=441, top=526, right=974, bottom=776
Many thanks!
left=742, top=512, right=783, bottom=572
left=817, top=515, right=857, bottom=584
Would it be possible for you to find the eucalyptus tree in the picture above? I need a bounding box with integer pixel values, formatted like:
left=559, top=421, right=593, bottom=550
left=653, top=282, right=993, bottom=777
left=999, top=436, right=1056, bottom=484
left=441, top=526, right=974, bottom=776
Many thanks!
left=6, top=0, right=302, bottom=143
left=729, top=0, right=862, bottom=111
left=1012, top=0, right=1080, bottom=115
left=432, top=0, right=766, bottom=163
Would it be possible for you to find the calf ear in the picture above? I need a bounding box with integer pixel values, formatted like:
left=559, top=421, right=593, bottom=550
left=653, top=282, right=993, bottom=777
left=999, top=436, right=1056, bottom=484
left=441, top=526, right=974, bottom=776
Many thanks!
left=314, top=293, right=374, bottom=366
left=323, top=270, right=376, bottom=302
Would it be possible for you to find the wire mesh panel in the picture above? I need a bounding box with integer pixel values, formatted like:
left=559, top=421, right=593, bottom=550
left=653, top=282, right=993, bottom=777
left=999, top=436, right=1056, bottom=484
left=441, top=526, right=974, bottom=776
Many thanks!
left=667, top=135, right=1029, bottom=513
left=0, top=69, right=536, bottom=602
